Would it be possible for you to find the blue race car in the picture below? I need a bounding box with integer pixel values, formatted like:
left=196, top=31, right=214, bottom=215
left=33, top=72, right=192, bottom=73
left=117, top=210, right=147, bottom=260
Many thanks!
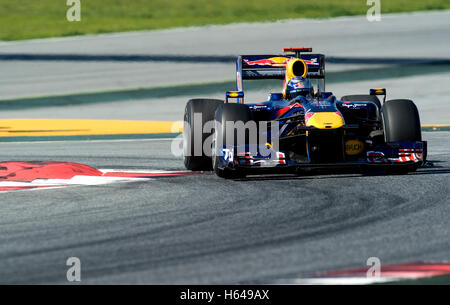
left=183, top=47, right=427, bottom=178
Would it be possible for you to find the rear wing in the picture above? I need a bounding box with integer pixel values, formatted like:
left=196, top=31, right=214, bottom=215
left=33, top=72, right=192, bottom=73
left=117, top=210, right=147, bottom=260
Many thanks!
left=236, top=49, right=326, bottom=95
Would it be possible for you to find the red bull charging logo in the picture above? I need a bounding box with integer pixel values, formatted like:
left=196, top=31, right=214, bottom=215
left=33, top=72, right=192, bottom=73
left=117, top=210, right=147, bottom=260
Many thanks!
left=244, top=57, right=319, bottom=67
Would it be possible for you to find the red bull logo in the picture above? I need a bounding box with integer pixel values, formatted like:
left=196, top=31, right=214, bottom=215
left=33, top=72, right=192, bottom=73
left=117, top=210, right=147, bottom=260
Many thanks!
left=244, top=57, right=290, bottom=67
left=292, top=82, right=305, bottom=89
left=303, top=58, right=319, bottom=66
left=244, top=56, right=319, bottom=67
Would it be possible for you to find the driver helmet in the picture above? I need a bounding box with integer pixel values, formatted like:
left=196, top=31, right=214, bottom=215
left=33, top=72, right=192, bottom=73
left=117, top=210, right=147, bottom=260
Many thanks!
left=284, top=76, right=314, bottom=100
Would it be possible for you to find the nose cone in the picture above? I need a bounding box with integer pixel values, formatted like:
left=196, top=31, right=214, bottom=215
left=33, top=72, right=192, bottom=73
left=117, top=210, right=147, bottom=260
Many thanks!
left=305, top=112, right=345, bottom=129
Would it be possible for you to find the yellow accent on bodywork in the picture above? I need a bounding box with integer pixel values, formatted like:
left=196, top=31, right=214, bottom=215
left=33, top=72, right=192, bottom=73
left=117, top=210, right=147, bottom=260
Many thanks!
left=268, top=56, right=290, bottom=67
left=306, top=112, right=344, bottom=129
left=372, top=88, right=386, bottom=95
left=285, top=58, right=308, bottom=81
left=283, top=58, right=309, bottom=98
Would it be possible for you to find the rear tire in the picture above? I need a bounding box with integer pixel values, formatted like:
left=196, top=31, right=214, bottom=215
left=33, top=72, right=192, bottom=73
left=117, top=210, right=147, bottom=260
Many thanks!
left=213, top=103, right=252, bottom=179
left=183, top=99, right=223, bottom=170
left=382, top=99, right=422, bottom=174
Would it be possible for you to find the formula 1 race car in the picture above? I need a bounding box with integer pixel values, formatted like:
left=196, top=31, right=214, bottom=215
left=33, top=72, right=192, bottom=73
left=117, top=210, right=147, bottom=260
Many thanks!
left=183, top=47, right=427, bottom=178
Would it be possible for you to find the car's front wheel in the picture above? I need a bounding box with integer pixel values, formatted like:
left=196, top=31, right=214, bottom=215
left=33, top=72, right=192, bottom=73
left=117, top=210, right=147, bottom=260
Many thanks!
left=183, top=98, right=223, bottom=171
left=382, top=99, right=422, bottom=174
left=212, top=103, right=252, bottom=179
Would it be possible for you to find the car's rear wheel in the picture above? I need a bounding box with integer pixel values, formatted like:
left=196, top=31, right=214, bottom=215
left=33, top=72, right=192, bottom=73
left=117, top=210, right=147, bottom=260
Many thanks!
left=382, top=99, right=422, bottom=174
left=183, top=99, right=223, bottom=170
left=213, top=103, right=252, bottom=179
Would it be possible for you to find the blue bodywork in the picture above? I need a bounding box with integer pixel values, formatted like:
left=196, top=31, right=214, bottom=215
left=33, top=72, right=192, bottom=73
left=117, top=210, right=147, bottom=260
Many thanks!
left=215, top=50, right=426, bottom=174
left=216, top=92, right=426, bottom=172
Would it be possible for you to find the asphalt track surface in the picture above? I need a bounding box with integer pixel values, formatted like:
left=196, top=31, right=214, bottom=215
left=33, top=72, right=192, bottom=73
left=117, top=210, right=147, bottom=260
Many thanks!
left=0, top=132, right=448, bottom=284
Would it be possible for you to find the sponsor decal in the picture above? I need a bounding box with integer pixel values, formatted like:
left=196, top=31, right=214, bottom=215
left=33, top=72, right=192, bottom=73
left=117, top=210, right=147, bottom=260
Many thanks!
left=389, top=149, right=422, bottom=163
left=367, top=149, right=423, bottom=164
left=345, top=140, right=365, bottom=155
left=310, top=100, right=333, bottom=108
left=250, top=105, right=268, bottom=110
left=222, top=148, right=234, bottom=162
left=277, top=152, right=287, bottom=164
left=367, top=151, right=386, bottom=163
left=292, top=82, right=305, bottom=89
left=276, top=103, right=305, bottom=117
left=244, top=57, right=319, bottom=67
left=238, top=151, right=286, bottom=166
left=304, top=58, right=320, bottom=66
left=341, top=103, right=368, bottom=109
left=244, top=57, right=290, bottom=67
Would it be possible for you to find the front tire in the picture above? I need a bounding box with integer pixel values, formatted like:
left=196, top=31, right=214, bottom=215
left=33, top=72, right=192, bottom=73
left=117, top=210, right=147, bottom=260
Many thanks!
left=382, top=99, right=421, bottom=143
left=183, top=99, right=223, bottom=170
left=213, top=103, right=252, bottom=179
left=382, top=99, right=422, bottom=174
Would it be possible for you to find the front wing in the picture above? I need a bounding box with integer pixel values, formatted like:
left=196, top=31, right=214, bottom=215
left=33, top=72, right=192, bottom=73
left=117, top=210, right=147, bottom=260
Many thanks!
left=216, top=141, right=427, bottom=174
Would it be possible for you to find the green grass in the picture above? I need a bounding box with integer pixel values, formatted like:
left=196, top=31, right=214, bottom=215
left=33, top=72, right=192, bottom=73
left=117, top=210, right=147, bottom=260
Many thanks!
left=0, top=0, right=449, bottom=40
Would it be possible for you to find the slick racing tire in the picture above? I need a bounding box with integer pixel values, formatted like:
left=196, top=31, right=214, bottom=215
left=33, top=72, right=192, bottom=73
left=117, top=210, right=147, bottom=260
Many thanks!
left=213, top=103, right=252, bottom=179
left=382, top=99, right=421, bottom=143
left=340, top=94, right=382, bottom=110
left=183, top=98, right=223, bottom=171
left=382, top=99, right=422, bottom=174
